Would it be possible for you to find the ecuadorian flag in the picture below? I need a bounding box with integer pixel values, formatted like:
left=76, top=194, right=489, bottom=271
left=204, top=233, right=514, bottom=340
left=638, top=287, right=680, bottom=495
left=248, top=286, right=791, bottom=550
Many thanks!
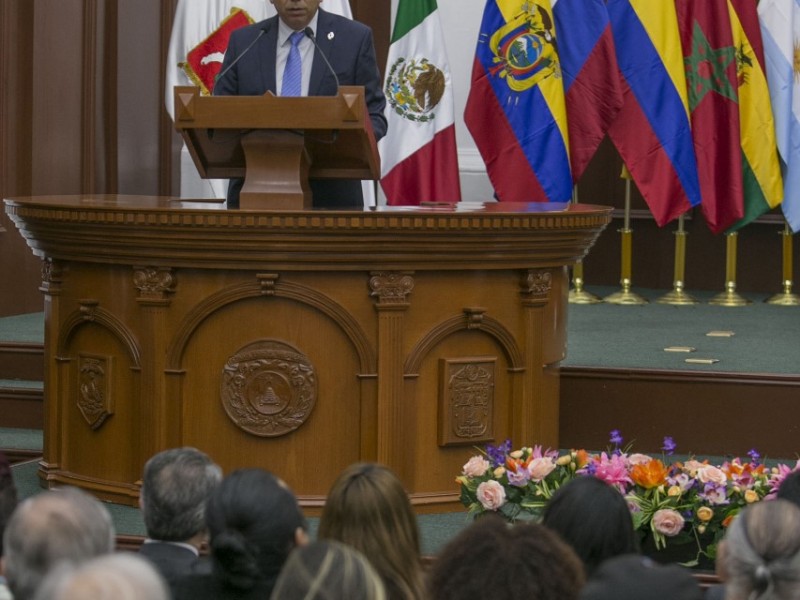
left=465, top=0, right=572, bottom=202
left=607, top=0, right=702, bottom=227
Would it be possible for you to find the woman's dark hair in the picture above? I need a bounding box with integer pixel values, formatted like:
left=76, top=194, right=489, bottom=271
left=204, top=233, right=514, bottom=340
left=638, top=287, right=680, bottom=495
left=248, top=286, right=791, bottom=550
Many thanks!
left=205, top=468, right=306, bottom=592
left=542, top=475, right=638, bottom=576
left=427, top=515, right=585, bottom=600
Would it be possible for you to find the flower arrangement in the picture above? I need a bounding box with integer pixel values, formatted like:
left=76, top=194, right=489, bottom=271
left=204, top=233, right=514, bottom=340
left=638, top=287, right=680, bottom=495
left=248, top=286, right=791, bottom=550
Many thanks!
left=457, top=431, right=800, bottom=567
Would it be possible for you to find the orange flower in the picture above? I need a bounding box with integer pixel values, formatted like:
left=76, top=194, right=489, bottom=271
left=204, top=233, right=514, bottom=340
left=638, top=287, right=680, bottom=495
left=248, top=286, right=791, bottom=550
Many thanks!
left=575, top=449, right=590, bottom=469
left=722, top=514, right=735, bottom=528
left=631, top=459, right=669, bottom=489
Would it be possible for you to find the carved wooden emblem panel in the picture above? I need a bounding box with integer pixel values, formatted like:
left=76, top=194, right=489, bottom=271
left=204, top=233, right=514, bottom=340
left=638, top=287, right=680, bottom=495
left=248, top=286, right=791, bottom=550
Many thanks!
left=77, top=354, right=113, bottom=430
left=220, top=340, right=317, bottom=437
left=439, top=357, right=495, bottom=446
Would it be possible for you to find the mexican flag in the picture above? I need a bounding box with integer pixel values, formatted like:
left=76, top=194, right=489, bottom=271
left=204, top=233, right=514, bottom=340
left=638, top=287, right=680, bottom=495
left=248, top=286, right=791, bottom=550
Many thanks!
left=379, top=0, right=461, bottom=205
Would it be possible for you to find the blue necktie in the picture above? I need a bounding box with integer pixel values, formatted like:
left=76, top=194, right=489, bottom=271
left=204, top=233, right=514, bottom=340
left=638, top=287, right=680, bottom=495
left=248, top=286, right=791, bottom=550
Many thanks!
left=282, top=31, right=305, bottom=97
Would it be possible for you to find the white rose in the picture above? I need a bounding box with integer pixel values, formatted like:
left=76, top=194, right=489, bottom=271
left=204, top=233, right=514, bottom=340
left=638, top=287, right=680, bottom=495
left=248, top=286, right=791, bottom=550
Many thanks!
left=697, top=465, right=727, bottom=486
left=462, top=456, right=491, bottom=478
left=476, top=480, right=506, bottom=511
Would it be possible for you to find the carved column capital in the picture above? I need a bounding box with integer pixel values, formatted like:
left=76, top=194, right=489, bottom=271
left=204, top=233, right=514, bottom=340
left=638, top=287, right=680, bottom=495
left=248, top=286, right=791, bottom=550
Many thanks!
left=133, top=267, right=175, bottom=304
left=369, top=272, right=414, bottom=307
left=520, top=269, right=552, bottom=305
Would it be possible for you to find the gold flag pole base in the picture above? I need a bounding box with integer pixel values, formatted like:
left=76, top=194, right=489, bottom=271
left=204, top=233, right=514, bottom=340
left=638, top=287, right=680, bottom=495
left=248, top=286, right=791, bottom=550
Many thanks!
left=569, top=274, right=603, bottom=304
left=766, top=282, right=800, bottom=306
left=568, top=186, right=602, bottom=304
left=708, top=287, right=752, bottom=307
left=766, top=225, right=799, bottom=305
left=708, top=233, right=750, bottom=306
left=604, top=279, right=648, bottom=305
left=656, top=285, right=699, bottom=306
left=656, top=215, right=696, bottom=305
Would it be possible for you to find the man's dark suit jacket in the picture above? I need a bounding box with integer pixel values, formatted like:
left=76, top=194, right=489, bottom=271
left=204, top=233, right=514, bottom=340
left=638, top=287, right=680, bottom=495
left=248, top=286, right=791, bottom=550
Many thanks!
left=138, top=541, right=211, bottom=595
left=213, top=8, right=388, bottom=209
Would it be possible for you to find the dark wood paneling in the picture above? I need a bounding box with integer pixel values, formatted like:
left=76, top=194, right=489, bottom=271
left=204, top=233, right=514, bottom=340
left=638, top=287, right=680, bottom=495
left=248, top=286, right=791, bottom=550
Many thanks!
left=560, top=366, right=800, bottom=458
left=352, top=0, right=391, bottom=76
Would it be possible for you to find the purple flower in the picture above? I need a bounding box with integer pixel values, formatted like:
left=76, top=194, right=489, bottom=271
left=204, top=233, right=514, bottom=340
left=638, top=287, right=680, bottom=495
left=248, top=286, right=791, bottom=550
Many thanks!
left=748, top=448, right=761, bottom=465
left=486, top=440, right=512, bottom=467
left=610, top=429, right=623, bottom=446
left=662, top=436, right=676, bottom=456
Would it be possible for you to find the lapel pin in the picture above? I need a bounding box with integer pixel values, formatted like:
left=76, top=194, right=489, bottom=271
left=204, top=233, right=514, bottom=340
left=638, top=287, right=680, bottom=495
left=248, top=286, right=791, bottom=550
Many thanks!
left=327, top=31, right=334, bottom=40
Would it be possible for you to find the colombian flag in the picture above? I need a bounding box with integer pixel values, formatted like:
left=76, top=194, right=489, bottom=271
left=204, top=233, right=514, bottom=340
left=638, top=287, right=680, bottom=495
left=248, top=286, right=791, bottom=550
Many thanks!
left=606, top=0, right=701, bottom=227
left=727, top=0, right=783, bottom=232
left=553, top=0, right=623, bottom=183
left=465, top=0, right=572, bottom=202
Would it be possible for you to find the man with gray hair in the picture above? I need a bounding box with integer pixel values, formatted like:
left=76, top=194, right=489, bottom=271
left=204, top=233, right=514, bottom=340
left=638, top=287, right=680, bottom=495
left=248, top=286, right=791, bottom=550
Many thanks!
left=3, top=486, right=115, bottom=600
left=138, top=447, right=222, bottom=594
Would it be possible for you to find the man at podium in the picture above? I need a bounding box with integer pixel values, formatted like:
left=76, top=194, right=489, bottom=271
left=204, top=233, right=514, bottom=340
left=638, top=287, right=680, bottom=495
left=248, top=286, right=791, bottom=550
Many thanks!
left=214, top=0, right=387, bottom=209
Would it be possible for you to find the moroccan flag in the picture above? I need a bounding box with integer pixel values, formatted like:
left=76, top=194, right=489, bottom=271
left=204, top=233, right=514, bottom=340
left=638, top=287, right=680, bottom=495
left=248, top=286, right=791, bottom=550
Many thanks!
left=553, top=0, right=623, bottom=183
left=676, top=0, right=744, bottom=234
left=727, top=0, right=783, bottom=232
left=379, top=0, right=461, bottom=205
left=758, top=0, right=800, bottom=233
left=464, top=0, right=572, bottom=203
left=606, top=0, right=701, bottom=227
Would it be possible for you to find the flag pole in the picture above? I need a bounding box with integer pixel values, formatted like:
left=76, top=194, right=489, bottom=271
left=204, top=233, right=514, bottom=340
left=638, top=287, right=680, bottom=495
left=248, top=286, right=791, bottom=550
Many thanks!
left=766, top=221, right=800, bottom=306
left=604, top=171, right=647, bottom=305
left=656, top=214, right=698, bottom=305
left=709, top=232, right=751, bottom=306
left=568, top=185, right=603, bottom=304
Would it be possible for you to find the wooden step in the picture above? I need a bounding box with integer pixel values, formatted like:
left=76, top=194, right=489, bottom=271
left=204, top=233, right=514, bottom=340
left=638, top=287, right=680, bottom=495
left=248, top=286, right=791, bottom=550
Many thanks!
left=0, top=379, right=43, bottom=429
left=0, top=341, right=44, bottom=380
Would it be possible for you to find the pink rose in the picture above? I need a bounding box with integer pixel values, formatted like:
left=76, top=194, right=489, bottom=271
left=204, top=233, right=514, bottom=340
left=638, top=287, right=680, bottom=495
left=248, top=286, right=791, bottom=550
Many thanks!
left=476, top=480, right=506, bottom=511
left=527, top=457, right=556, bottom=481
left=462, top=456, right=491, bottom=478
left=652, top=509, right=685, bottom=537
left=697, top=465, right=727, bottom=486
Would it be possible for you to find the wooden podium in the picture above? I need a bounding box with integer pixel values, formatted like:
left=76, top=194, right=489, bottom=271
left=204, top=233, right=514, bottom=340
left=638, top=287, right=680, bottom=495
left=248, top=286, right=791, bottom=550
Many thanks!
left=173, top=85, right=380, bottom=210
left=4, top=196, right=612, bottom=513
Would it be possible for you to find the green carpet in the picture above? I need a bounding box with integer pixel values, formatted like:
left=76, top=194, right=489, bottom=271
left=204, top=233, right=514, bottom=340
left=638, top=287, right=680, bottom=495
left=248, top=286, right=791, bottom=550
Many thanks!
left=0, top=427, right=42, bottom=451
left=0, top=312, right=44, bottom=343
left=562, top=287, right=800, bottom=374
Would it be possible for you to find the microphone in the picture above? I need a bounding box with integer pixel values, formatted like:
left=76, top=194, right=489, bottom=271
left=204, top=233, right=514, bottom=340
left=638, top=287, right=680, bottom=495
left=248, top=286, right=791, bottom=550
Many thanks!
left=213, top=22, right=270, bottom=93
left=303, top=27, right=340, bottom=95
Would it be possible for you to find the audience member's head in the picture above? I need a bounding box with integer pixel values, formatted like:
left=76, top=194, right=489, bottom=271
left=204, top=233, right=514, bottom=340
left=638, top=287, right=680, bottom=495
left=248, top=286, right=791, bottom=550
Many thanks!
left=0, top=451, right=18, bottom=558
left=3, top=486, right=115, bottom=600
left=319, top=463, right=424, bottom=600
left=205, top=468, right=307, bottom=595
left=718, top=499, right=800, bottom=600
left=579, top=554, right=703, bottom=600
left=140, top=446, right=222, bottom=545
left=32, top=552, right=170, bottom=600
left=542, top=475, right=638, bottom=576
left=777, top=470, right=800, bottom=508
left=428, top=515, right=585, bottom=600
left=270, top=540, right=387, bottom=600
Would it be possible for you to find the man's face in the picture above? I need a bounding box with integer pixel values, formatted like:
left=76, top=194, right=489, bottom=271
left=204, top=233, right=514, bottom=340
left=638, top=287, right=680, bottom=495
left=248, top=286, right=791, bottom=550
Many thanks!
left=270, top=0, right=322, bottom=31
